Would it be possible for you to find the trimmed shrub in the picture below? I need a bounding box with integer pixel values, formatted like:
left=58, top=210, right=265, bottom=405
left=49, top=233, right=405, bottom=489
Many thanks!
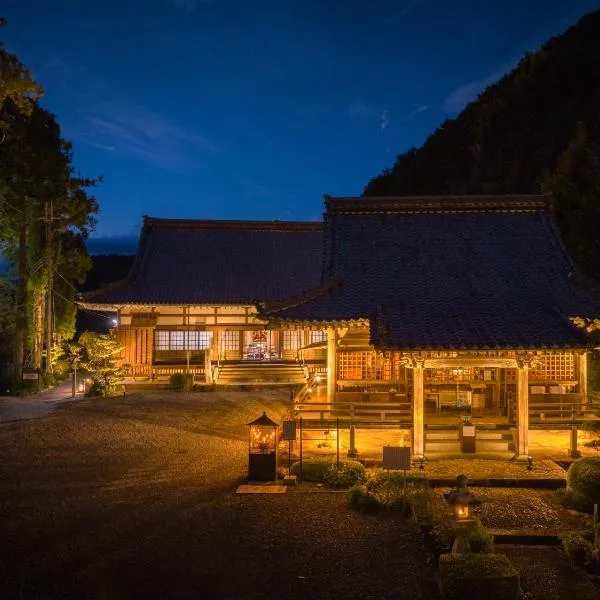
left=470, top=518, right=494, bottom=554
left=170, top=373, right=193, bottom=391
left=365, top=470, right=429, bottom=511
left=425, top=520, right=454, bottom=558
left=567, top=457, right=600, bottom=504
left=347, top=485, right=382, bottom=514
left=561, top=530, right=599, bottom=570
left=438, top=553, right=520, bottom=600
left=323, top=461, right=367, bottom=488
left=555, top=487, right=595, bottom=513
left=411, top=489, right=436, bottom=523
left=290, top=458, right=366, bottom=487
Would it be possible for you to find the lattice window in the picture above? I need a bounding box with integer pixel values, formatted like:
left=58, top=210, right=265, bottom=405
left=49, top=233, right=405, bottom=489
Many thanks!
left=530, top=352, right=576, bottom=381
left=154, top=330, right=212, bottom=351
left=310, top=330, right=327, bottom=344
left=220, top=331, right=240, bottom=352
left=338, top=351, right=374, bottom=380
left=282, top=330, right=302, bottom=350
left=424, top=367, right=497, bottom=382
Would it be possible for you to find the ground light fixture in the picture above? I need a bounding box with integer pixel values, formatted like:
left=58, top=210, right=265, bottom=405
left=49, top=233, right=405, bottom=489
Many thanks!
left=247, top=412, right=278, bottom=481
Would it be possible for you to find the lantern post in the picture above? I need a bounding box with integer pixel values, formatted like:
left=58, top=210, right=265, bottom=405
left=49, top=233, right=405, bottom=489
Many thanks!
left=247, top=412, right=278, bottom=481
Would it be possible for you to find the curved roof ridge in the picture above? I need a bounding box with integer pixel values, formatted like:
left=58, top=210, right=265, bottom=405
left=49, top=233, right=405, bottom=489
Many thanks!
left=325, top=194, right=552, bottom=215
left=142, top=215, right=323, bottom=231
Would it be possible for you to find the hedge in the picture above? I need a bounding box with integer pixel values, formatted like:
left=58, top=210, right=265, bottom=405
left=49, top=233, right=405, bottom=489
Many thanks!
left=170, top=373, right=193, bottom=391
left=290, top=458, right=366, bottom=488
left=438, top=553, right=520, bottom=600
left=567, top=458, right=600, bottom=504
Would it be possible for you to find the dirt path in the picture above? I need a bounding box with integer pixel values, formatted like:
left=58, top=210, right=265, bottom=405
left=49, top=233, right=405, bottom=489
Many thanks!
left=0, top=390, right=439, bottom=599
left=0, top=381, right=77, bottom=423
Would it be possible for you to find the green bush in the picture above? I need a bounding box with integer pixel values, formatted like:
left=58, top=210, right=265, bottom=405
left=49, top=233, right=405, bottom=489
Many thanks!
left=347, top=485, right=382, bottom=514
left=425, top=520, right=454, bottom=558
left=567, top=457, right=600, bottom=504
left=438, top=553, right=520, bottom=600
left=169, top=373, right=193, bottom=391
left=290, top=458, right=366, bottom=487
left=561, top=531, right=598, bottom=569
left=365, top=470, right=429, bottom=510
left=470, top=518, right=494, bottom=554
left=555, top=487, right=594, bottom=513
left=323, top=461, right=367, bottom=488
left=411, top=489, right=436, bottom=523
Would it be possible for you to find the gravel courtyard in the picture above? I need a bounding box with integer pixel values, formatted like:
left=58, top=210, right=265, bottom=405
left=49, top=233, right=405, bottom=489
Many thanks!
left=0, top=390, right=438, bottom=599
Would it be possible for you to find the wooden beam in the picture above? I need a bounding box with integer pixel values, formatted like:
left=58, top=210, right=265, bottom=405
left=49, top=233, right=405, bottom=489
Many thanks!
left=413, top=365, right=425, bottom=458
left=516, top=363, right=529, bottom=460
left=327, top=327, right=337, bottom=403
left=579, top=352, right=588, bottom=404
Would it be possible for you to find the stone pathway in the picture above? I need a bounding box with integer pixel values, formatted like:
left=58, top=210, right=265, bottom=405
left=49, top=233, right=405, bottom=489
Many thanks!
left=0, top=381, right=78, bottom=424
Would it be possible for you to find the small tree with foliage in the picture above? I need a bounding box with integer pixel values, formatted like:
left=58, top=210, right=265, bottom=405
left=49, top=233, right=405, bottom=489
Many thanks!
left=79, top=331, right=126, bottom=396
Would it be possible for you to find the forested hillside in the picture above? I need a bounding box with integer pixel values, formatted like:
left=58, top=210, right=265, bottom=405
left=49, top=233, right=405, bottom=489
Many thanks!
left=364, top=10, right=600, bottom=278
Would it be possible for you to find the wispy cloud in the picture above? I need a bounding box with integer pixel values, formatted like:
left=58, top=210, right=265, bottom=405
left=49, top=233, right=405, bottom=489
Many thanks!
left=348, top=101, right=390, bottom=132
left=45, top=58, right=220, bottom=171
left=295, top=103, right=331, bottom=121
left=399, top=104, right=428, bottom=121
left=375, top=0, right=423, bottom=25
left=444, top=67, right=509, bottom=114
left=347, top=101, right=379, bottom=119
left=75, top=95, right=220, bottom=171
left=380, top=110, right=390, bottom=130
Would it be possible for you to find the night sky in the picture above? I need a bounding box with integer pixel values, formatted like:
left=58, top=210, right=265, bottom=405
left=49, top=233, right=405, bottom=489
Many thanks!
left=2, top=0, right=598, bottom=252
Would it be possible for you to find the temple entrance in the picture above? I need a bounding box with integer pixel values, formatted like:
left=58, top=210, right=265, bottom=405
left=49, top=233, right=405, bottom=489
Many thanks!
left=424, top=366, right=508, bottom=423
left=242, top=330, right=281, bottom=361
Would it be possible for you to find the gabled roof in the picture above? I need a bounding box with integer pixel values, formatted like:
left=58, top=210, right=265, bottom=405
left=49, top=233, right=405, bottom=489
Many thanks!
left=264, top=195, right=600, bottom=350
left=81, top=217, right=323, bottom=306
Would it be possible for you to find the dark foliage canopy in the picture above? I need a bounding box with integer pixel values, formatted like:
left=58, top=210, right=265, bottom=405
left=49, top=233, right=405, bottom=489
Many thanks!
left=364, top=10, right=600, bottom=278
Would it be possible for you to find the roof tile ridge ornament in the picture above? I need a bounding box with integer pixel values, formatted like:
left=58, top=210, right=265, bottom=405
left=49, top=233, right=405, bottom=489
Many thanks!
left=140, top=216, right=323, bottom=232
left=325, top=194, right=553, bottom=216
left=399, top=353, right=426, bottom=368
left=260, top=275, right=344, bottom=315
left=515, top=351, right=543, bottom=369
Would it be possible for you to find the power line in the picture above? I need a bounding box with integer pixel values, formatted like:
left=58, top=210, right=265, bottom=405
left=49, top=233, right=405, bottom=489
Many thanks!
left=0, top=196, right=24, bottom=215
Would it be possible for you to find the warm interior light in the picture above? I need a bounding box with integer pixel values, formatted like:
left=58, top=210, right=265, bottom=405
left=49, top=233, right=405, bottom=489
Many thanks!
left=455, top=504, right=471, bottom=520
left=250, top=426, right=276, bottom=453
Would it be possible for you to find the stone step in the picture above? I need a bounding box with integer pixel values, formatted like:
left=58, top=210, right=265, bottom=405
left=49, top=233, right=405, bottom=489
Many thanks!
left=425, top=441, right=462, bottom=452
left=425, top=431, right=460, bottom=440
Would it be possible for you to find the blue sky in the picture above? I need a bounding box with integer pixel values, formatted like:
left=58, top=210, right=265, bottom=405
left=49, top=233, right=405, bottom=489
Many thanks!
left=2, top=0, right=599, bottom=251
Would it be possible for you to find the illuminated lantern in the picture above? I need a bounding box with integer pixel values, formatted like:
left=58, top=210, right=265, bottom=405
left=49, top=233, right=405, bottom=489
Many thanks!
left=454, top=503, right=471, bottom=522
left=247, top=412, right=278, bottom=481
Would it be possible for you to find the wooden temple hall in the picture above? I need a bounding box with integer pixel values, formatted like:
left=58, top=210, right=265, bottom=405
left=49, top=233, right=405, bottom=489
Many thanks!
left=80, top=195, right=600, bottom=458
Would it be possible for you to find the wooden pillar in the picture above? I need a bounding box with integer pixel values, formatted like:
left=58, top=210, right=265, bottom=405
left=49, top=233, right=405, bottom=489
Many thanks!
left=413, top=364, right=425, bottom=457
left=212, top=329, right=220, bottom=358
left=516, top=363, right=529, bottom=460
left=327, top=327, right=337, bottom=403
left=579, top=352, right=588, bottom=404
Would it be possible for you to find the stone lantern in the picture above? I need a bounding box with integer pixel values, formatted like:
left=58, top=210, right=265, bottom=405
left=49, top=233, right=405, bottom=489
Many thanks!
left=247, top=412, right=278, bottom=481
left=444, top=474, right=481, bottom=554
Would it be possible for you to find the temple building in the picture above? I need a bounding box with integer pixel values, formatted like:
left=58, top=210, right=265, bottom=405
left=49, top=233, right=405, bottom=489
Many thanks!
left=80, top=195, right=600, bottom=458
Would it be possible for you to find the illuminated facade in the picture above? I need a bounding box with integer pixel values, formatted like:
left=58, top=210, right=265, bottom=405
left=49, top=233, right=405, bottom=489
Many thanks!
left=80, top=195, right=600, bottom=457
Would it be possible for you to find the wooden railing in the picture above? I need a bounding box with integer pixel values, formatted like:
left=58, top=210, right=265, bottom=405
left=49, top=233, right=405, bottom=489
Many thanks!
left=529, top=402, right=600, bottom=422
left=293, top=401, right=412, bottom=422
left=126, top=365, right=205, bottom=380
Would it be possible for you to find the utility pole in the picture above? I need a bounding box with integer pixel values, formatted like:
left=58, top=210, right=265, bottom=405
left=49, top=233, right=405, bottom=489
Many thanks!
left=45, top=200, right=53, bottom=374
left=12, top=219, right=27, bottom=389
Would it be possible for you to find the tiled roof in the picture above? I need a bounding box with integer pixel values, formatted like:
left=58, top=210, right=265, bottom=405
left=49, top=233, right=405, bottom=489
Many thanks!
left=81, top=217, right=323, bottom=306
left=265, top=195, right=600, bottom=349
